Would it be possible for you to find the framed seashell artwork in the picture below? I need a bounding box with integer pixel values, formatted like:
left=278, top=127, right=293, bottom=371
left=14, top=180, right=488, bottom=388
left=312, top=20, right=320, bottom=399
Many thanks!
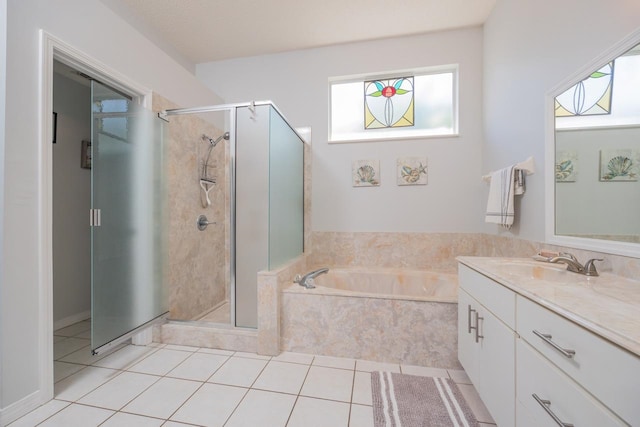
left=396, top=157, right=428, bottom=185
left=352, top=159, right=380, bottom=187
left=599, top=149, right=639, bottom=181
left=555, top=150, right=578, bottom=182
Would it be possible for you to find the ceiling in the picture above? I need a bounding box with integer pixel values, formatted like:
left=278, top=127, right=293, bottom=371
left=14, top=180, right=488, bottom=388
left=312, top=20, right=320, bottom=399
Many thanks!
left=100, top=0, right=497, bottom=67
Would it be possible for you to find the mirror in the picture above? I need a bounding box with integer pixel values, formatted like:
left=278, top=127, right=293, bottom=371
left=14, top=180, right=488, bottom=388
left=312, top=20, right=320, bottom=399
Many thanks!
left=554, top=42, right=640, bottom=245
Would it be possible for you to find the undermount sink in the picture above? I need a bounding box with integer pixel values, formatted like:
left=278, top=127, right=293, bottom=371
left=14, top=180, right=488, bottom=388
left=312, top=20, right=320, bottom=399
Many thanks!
left=487, top=259, right=584, bottom=283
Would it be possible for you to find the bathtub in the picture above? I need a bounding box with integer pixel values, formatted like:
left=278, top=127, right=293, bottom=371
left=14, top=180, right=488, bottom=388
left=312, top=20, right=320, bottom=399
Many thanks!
left=298, top=267, right=457, bottom=302
left=280, top=267, right=460, bottom=368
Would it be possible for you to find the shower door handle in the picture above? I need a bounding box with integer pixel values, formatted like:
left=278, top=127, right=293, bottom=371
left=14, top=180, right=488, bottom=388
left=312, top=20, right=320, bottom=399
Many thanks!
left=89, top=209, right=101, bottom=227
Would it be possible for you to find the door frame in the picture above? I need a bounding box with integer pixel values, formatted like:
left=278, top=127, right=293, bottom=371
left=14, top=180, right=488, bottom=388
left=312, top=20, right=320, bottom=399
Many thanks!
left=38, top=30, right=152, bottom=402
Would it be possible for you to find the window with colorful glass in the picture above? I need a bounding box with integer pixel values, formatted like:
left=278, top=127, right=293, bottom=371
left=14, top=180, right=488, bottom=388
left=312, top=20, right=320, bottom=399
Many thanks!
left=555, top=62, right=614, bottom=117
left=330, top=66, right=458, bottom=142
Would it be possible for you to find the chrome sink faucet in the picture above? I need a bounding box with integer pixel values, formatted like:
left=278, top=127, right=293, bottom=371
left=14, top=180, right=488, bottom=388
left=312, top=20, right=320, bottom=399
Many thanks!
left=294, top=267, right=329, bottom=289
left=547, top=253, right=603, bottom=276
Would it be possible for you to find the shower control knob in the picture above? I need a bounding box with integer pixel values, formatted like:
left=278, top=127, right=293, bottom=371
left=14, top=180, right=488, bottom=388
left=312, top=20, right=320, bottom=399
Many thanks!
left=197, top=214, right=214, bottom=231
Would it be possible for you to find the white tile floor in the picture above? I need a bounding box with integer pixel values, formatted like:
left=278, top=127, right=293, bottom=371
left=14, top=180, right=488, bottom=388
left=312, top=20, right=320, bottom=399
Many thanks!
left=9, top=322, right=497, bottom=426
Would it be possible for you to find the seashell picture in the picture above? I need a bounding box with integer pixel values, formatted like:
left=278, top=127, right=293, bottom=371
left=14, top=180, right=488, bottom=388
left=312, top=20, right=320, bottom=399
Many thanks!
left=599, top=149, right=639, bottom=181
left=396, top=157, right=428, bottom=185
left=352, top=159, right=380, bottom=187
left=555, top=150, right=577, bottom=182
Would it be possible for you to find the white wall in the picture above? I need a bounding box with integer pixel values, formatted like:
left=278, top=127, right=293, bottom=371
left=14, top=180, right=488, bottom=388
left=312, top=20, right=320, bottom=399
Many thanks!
left=197, top=28, right=486, bottom=233
left=483, top=0, right=640, bottom=241
left=1, top=0, right=223, bottom=417
left=0, top=0, right=7, bottom=415
left=52, top=73, right=91, bottom=327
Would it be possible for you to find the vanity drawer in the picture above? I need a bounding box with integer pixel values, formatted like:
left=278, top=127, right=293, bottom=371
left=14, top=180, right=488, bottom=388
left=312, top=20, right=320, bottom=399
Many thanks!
left=517, top=295, right=640, bottom=424
left=458, top=264, right=515, bottom=329
left=516, top=339, right=625, bottom=427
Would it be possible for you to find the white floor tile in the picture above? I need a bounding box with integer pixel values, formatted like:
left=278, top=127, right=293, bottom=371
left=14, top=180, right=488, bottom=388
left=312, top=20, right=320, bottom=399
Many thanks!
left=122, top=377, right=201, bottom=419
left=233, top=351, right=271, bottom=360
left=167, top=352, right=229, bottom=381
left=349, top=404, right=374, bottom=427
left=169, top=383, right=246, bottom=427
left=78, top=371, right=159, bottom=410
left=448, top=368, right=472, bottom=384
left=54, top=361, right=84, bottom=383
left=54, top=366, right=120, bottom=401
left=93, top=345, right=159, bottom=370
left=128, top=348, right=191, bottom=376
left=400, top=364, right=448, bottom=377
left=54, top=338, right=91, bottom=360
left=271, top=351, right=314, bottom=365
left=59, top=343, right=121, bottom=366
left=163, top=344, right=199, bottom=352
left=224, top=389, right=296, bottom=427
left=7, top=400, right=69, bottom=427
left=287, top=396, right=350, bottom=427
left=312, top=355, right=355, bottom=370
left=54, top=322, right=91, bottom=337
left=162, top=422, right=196, bottom=427
left=355, top=360, right=401, bottom=373
left=197, top=348, right=234, bottom=356
left=208, top=356, right=268, bottom=387
left=352, top=371, right=373, bottom=406
left=252, top=361, right=309, bottom=395
left=73, top=329, right=91, bottom=339
left=100, top=412, right=164, bottom=427
left=300, top=366, right=354, bottom=402
left=38, top=403, right=113, bottom=427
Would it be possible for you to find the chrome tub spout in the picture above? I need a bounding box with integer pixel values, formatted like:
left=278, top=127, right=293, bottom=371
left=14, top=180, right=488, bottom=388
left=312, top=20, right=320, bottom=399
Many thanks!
left=294, top=268, right=329, bottom=289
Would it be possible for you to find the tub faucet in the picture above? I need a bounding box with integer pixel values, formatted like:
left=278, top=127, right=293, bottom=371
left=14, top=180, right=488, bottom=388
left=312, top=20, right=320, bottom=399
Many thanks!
left=294, top=267, right=329, bottom=289
left=547, top=253, right=603, bottom=276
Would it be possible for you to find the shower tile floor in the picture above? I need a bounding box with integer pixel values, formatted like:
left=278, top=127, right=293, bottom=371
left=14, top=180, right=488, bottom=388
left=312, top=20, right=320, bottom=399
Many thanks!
left=197, top=302, right=230, bottom=324
left=10, top=322, right=496, bottom=426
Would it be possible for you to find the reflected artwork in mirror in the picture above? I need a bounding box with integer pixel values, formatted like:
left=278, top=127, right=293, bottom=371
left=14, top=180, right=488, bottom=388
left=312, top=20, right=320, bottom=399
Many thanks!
left=555, top=42, right=640, bottom=244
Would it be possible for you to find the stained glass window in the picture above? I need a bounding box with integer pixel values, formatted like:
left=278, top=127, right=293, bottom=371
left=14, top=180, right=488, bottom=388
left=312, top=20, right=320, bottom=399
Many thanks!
left=555, top=62, right=614, bottom=117
left=329, top=66, right=457, bottom=142
left=364, top=77, right=414, bottom=129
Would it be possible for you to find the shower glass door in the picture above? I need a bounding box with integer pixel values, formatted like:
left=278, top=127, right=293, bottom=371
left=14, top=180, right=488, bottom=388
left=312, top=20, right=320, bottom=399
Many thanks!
left=91, top=81, right=167, bottom=353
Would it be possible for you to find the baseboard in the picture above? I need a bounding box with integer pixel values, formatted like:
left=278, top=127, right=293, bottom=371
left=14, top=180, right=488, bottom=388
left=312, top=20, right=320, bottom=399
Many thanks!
left=53, top=310, right=90, bottom=332
left=0, top=389, right=47, bottom=426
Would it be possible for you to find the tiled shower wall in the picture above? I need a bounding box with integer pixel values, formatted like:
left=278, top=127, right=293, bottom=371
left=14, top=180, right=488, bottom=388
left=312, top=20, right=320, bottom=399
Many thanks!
left=153, top=94, right=229, bottom=320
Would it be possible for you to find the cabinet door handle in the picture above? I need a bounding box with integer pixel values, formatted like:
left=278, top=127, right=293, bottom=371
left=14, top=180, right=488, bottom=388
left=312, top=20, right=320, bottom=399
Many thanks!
left=475, top=312, right=484, bottom=343
left=532, top=394, right=574, bottom=427
left=467, top=305, right=476, bottom=333
left=533, top=330, right=576, bottom=359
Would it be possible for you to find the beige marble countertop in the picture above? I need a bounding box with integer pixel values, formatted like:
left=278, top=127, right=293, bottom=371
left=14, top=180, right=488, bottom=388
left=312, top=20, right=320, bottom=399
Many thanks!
left=456, top=256, right=640, bottom=357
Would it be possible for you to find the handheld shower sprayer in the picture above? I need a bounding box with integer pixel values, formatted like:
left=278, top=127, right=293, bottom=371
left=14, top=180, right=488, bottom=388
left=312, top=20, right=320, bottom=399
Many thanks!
left=202, top=131, right=230, bottom=147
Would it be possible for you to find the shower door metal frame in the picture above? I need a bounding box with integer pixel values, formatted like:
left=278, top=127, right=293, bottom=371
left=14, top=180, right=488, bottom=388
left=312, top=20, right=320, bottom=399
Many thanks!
left=161, top=100, right=305, bottom=329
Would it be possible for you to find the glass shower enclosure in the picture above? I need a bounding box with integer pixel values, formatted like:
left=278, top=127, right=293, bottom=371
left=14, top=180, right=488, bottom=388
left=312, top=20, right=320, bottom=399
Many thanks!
left=162, top=102, right=304, bottom=329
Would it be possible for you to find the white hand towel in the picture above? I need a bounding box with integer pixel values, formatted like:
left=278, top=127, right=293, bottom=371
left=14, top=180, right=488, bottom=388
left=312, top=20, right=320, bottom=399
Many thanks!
left=485, top=165, right=517, bottom=228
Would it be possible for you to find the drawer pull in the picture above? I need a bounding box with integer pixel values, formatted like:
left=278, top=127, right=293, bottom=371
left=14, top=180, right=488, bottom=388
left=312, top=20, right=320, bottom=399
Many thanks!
left=532, top=394, right=574, bottom=427
left=533, top=330, right=576, bottom=359
left=468, top=305, right=476, bottom=334
left=475, top=312, right=484, bottom=343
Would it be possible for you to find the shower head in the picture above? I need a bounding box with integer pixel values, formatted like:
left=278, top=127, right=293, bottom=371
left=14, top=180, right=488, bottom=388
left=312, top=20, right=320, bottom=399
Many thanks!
left=202, top=132, right=230, bottom=147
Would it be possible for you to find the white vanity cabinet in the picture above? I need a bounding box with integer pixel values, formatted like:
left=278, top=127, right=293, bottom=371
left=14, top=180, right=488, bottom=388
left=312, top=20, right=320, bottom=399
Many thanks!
left=517, top=296, right=639, bottom=426
left=458, top=258, right=640, bottom=427
left=457, top=264, right=516, bottom=427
